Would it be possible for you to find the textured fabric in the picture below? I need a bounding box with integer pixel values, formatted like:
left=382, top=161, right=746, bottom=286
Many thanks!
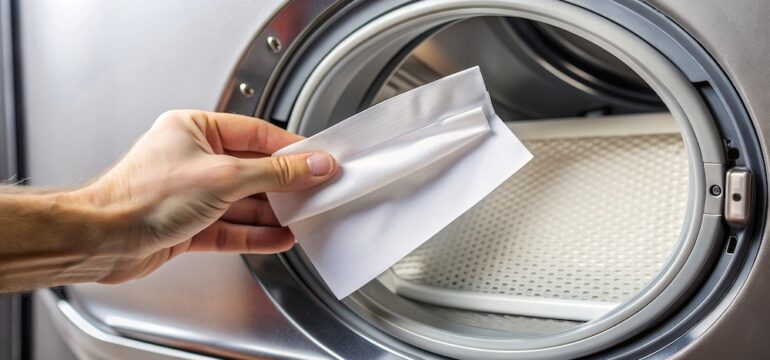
left=267, top=67, right=532, bottom=299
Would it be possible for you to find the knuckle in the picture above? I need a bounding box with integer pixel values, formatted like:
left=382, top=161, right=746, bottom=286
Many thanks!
left=269, top=156, right=296, bottom=187
left=198, top=157, right=242, bottom=199
left=187, top=110, right=210, bottom=126
left=156, top=110, right=185, bottom=126
left=205, top=157, right=237, bottom=177
left=155, top=109, right=205, bottom=129
left=215, top=224, right=229, bottom=251
left=214, top=158, right=243, bottom=186
left=245, top=234, right=256, bottom=253
left=248, top=121, right=271, bottom=153
left=157, top=109, right=179, bottom=121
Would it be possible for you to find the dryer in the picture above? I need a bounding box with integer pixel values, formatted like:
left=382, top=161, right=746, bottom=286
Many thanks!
left=8, top=0, right=770, bottom=359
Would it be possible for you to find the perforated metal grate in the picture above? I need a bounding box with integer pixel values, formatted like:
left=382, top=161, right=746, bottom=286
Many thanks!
left=392, top=132, right=688, bottom=303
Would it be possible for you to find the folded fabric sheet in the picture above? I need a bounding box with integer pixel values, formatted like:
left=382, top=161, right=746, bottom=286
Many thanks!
left=267, top=67, right=533, bottom=299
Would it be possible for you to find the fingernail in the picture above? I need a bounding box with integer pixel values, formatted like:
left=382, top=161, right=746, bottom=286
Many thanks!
left=307, top=153, right=334, bottom=176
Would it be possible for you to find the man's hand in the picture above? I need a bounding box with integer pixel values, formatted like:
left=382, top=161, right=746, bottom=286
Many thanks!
left=0, top=110, right=337, bottom=291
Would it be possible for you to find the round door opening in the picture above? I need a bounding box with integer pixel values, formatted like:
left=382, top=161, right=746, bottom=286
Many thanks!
left=256, top=1, right=741, bottom=359
left=370, top=16, right=688, bottom=330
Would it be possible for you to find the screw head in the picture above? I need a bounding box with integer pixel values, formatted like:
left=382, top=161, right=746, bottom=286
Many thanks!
left=239, top=83, right=255, bottom=98
left=710, top=185, right=722, bottom=197
left=267, top=36, right=282, bottom=53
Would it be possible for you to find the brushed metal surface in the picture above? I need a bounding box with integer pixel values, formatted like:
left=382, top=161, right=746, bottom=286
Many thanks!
left=66, top=254, right=327, bottom=359
left=0, top=0, right=16, bottom=181
left=645, top=0, right=770, bottom=359
left=17, top=0, right=284, bottom=186
left=2, top=1, right=22, bottom=359
left=724, top=168, right=752, bottom=227
left=33, top=293, right=78, bottom=360
left=220, top=0, right=343, bottom=117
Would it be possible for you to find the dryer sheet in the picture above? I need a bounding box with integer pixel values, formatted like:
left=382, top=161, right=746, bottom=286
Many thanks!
left=266, top=67, right=533, bottom=299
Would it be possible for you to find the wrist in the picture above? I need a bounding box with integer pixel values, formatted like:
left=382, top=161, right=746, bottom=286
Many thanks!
left=47, top=190, right=127, bottom=283
left=64, top=185, right=144, bottom=257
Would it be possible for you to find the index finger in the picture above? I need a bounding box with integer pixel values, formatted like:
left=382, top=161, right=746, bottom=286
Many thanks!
left=192, top=110, right=303, bottom=154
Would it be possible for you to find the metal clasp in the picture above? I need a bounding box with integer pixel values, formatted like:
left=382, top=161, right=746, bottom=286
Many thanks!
left=724, top=167, right=752, bottom=227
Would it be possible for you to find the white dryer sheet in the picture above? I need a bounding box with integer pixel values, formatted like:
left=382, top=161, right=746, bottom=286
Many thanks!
left=267, top=67, right=533, bottom=299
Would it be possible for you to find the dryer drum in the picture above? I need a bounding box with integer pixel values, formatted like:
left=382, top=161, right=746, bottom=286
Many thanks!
left=233, top=1, right=765, bottom=359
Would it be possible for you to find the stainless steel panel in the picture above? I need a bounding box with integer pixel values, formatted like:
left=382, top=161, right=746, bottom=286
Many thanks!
left=17, top=0, right=284, bottom=186
left=33, top=294, right=79, bottom=360
left=646, top=0, right=770, bottom=358
left=1, top=1, right=22, bottom=359
left=0, top=296, right=21, bottom=360
left=68, top=254, right=328, bottom=359
left=0, top=0, right=16, bottom=179
left=37, top=290, right=213, bottom=360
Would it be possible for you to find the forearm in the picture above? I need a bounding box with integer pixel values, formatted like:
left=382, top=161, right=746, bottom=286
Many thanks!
left=0, top=188, right=116, bottom=292
left=0, top=110, right=330, bottom=292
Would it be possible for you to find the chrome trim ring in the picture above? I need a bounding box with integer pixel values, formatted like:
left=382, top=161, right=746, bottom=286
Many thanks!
left=283, top=0, right=723, bottom=358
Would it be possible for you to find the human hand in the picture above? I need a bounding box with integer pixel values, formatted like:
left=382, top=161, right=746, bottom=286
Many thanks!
left=70, top=110, right=337, bottom=283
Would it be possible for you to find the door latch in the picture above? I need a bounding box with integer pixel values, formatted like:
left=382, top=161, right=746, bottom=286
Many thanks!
left=724, top=167, right=752, bottom=227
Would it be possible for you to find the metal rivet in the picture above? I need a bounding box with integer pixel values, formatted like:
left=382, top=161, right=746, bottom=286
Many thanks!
left=710, top=185, right=722, bottom=196
left=267, top=36, right=282, bottom=53
left=239, top=83, right=255, bottom=98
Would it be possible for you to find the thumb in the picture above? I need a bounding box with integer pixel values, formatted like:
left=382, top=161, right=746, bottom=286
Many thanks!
left=235, top=152, right=338, bottom=196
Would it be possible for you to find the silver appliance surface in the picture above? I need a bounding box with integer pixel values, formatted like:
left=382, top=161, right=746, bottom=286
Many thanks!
left=17, top=0, right=770, bottom=359
left=18, top=0, right=284, bottom=186
left=65, top=254, right=327, bottom=359
left=646, top=0, right=770, bottom=358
